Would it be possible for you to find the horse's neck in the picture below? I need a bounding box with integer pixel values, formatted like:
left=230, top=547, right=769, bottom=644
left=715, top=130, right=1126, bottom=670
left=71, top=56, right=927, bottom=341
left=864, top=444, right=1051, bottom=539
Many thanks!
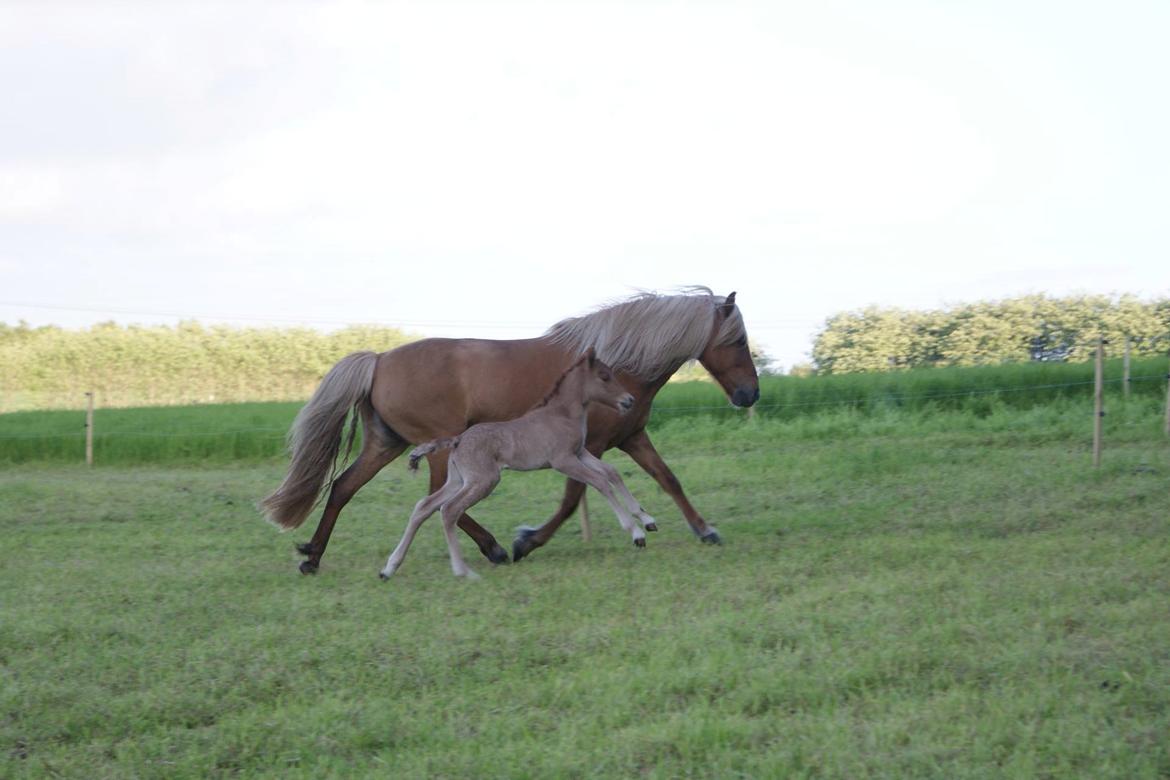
left=630, top=355, right=691, bottom=400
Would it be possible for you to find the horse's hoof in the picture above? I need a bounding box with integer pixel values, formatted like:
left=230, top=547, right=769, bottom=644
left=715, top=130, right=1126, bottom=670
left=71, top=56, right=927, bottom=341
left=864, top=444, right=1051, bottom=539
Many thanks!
left=634, top=537, right=646, bottom=548
left=296, top=542, right=315, bottom=556
left=700, top=529, right=722, bottom=545
left=299, top=560, right=319, bottom=575
left=512, top=528, right=539, bottom=562
left=484, top=543, right=510, bottom=565
left=378, top=572, right=390, bottom=581
left=644, top=522, right=658, bottom=532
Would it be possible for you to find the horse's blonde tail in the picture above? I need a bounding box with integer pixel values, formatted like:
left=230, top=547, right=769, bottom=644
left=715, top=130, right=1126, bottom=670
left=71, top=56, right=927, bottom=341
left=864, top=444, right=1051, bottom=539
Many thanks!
left=408, top=437, right=459, bottom=473
left=261, top=351, right=379, bottom=530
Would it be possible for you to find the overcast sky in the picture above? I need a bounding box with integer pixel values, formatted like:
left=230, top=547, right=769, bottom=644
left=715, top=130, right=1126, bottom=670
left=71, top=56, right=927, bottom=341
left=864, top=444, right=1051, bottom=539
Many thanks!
left=1, top=1, right=1167, bottom=368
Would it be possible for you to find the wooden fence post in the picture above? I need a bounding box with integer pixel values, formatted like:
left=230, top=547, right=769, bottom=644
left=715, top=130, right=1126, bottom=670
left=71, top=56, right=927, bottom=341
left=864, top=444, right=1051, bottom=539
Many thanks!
left=85, top=392, right=94, bottom=467
left=1164, top=352, right=1170, bottom=437
left=1123, top=337, right=1131, bottom=400
left=1093, top=339, right=1104, bottom=467
left=579, top=491, right=592, bottom=542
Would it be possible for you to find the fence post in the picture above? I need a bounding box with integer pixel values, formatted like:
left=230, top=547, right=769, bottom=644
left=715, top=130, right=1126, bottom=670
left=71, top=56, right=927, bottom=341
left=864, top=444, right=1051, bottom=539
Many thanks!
left=579, top=491, right=592, bottom=542
left=1123, top=337, right=1131, bottom=400
left=85, top=392, right=94, bottom=467
left=1164, top=352, right=1170, bottom=437
left=1093, top=339, right=1104, bottom=467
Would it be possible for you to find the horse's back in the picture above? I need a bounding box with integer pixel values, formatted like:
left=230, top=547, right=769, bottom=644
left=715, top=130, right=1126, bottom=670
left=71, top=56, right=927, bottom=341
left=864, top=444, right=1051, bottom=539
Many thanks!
left=369, top=337, right=569, bottom=443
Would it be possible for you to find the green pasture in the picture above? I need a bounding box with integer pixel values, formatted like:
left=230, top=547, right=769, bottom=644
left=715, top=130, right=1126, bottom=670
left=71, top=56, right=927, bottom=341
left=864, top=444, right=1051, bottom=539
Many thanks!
left=2, top=403, right=1168, bottom=778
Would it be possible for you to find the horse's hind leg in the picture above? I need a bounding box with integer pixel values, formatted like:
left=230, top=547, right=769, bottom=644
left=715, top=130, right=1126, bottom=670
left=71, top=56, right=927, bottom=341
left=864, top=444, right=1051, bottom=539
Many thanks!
left=298, top=408, right=406, bottom=574
left=427, top=451, right=510, bottom=565
left=512, top=477, right=587, bottom=562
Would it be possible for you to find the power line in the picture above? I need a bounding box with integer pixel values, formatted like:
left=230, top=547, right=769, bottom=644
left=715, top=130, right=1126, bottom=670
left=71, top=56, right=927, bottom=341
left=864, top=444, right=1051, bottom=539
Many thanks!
left=0, top=300, right=822, bottom=331
left=0, top=301, right=548, bottom=330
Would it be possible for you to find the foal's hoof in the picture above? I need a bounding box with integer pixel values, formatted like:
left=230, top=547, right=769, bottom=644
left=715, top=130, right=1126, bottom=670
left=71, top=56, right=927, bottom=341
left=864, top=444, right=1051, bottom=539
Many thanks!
left=483, top=543, right=510, bottom=565
left=512, top=527, right=540, bottom=562
left=700, top=529, right=722, bottom=545
left=299, top=560, right=319, bottom=575
left=634, top=537, right=646, bottom=548
left=295, top=542, right=315, bottom=557
left=378, top=572, right=390, bottom=581
left=644, top=522, right=658, bottom=533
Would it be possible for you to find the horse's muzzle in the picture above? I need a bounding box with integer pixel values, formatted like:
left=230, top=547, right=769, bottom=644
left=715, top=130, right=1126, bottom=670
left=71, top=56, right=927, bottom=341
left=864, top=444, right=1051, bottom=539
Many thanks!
left=731, top=386, right=760, bottom=408
left=618, top=394, right=635, bottom=414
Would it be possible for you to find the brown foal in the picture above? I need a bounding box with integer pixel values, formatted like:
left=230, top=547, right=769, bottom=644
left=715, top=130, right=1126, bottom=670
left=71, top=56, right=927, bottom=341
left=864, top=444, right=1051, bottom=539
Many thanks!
left=378, top=350, right=654, bottom=579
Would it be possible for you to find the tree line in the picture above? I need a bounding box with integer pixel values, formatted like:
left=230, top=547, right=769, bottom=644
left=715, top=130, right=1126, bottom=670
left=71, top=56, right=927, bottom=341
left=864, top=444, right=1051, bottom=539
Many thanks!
left=810, top=294, right=1170, bottom=373
left=0, top=321, right=413, bottom=412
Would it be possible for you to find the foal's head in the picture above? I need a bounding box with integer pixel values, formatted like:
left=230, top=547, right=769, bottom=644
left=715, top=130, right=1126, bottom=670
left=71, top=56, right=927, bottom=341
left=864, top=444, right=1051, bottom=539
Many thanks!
left=579, top=348, right=635, bottom=414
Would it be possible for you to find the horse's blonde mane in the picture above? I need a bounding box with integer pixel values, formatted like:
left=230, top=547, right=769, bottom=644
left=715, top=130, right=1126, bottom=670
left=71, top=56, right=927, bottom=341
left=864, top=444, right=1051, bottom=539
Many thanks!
left=544, top=286, right=745, bottom=379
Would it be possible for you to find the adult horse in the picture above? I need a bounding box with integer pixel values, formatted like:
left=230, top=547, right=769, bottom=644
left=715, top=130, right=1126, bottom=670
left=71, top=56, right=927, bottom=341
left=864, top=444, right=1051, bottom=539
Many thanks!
left=262, top=287, right=759, bottom=574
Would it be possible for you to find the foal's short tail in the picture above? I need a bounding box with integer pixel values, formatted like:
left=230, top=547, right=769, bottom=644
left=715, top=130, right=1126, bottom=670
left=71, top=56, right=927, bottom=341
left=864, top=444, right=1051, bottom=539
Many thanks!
left=261, top=351, right=379, bottom=530
left=408, top=437, right=459, bottom=472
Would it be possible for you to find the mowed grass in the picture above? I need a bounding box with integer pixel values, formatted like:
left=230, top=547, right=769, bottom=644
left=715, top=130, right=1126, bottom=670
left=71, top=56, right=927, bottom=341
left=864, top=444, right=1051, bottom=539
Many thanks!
left=2, top=407, right=1169, bottom=778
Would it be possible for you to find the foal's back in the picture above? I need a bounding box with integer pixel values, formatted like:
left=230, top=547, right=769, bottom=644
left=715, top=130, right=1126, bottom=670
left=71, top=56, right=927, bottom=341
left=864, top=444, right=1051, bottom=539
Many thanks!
left=453, top=404, right=585, bottom=474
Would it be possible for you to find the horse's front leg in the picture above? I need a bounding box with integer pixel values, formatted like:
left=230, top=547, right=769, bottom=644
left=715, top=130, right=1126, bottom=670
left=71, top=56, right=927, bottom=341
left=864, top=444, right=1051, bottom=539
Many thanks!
left=618, top=429, right=721, bottom=544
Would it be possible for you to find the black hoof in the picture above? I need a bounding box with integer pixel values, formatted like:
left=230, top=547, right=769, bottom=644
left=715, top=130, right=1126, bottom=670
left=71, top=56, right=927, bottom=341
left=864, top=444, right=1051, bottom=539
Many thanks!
left=299, top=560, right=319, bottom=575
left=644, top=522, right=658, bottom=533
left=634, top=537, right=646, bottom=548
left=512, top=528, right=540, bottom=562
left=378, top=572, right=389, bottom=581
left=296, top=542, right=315, bottom=557
left=483, top=543, right=510, bottom=565
left=700, top=529, right=722, bottom=545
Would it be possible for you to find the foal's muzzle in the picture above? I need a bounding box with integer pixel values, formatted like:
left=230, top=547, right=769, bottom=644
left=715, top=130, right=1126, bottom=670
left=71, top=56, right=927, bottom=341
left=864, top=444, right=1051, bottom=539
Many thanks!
left=618, top=394, right=635, bottom=413
left=731, top=386, right=760, bottom=408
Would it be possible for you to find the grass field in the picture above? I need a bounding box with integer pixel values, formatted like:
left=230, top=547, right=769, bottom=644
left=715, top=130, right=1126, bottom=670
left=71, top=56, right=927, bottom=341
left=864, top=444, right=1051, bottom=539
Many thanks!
left=2, top=401, right=1169, bottom=778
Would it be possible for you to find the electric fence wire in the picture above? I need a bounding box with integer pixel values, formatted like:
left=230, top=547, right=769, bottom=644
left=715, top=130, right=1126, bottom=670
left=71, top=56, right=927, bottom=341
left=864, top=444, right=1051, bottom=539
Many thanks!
left=2, top=374, right=1165, bottom=441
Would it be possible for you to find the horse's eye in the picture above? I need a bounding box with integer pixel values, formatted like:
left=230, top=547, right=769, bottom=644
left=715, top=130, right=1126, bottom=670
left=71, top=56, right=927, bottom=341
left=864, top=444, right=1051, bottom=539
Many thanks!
left=736, top=336, right=748, bottom=347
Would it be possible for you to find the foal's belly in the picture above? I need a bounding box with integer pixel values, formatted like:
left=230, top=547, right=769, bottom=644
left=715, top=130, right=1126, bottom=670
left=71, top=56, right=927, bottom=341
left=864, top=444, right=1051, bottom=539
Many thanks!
left=501, top=456, right=551, bottom=473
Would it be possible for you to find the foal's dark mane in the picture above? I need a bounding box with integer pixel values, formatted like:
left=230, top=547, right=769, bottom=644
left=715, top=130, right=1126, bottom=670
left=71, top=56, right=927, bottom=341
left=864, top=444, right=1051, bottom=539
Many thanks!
left=530, top=352, right=591, bottom=411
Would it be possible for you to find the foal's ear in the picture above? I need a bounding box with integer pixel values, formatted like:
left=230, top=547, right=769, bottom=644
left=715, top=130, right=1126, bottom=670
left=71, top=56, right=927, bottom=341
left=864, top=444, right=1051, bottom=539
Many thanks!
left=585, top=346, right=596, bottom=367
left=720, top=291, right=737, bottom=314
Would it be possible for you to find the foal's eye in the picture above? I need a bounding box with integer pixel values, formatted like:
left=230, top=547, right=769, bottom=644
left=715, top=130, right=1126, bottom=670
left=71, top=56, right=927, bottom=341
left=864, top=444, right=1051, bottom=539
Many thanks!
left=735, top=336, right=748, bottom=347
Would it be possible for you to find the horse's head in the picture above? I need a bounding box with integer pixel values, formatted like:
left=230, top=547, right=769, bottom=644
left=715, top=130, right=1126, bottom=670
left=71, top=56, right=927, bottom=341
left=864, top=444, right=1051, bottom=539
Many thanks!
left=698, top=292, right=760, bottom=408
left=582, top=348, right=635, bottom=414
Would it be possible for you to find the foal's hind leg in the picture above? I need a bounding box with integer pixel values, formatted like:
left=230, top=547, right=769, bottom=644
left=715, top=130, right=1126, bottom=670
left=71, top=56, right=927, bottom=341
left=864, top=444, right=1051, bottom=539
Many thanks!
left=439, top=473, right=500, bottom=579
left=380, top=467, right=464, bottom=580
left=428, top=452, right=510, bottom=565
left=298, top=412, right=407, bottom=574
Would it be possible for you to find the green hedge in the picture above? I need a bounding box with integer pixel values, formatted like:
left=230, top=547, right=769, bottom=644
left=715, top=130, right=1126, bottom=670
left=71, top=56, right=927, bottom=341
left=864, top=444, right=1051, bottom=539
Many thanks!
left=0, top=321, right=414, bottom=412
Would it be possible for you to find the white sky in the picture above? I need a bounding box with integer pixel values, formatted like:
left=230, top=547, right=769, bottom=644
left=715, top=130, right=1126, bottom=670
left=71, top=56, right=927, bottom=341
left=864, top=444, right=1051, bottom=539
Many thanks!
left=1, top=1, right=1167, bottom=369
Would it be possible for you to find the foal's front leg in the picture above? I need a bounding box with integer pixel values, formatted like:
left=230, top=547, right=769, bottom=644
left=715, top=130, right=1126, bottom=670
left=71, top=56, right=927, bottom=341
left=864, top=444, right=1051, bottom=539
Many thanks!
left=577, top=451, right=657, bottom=532
left=551, top=456, right=646, bottom=547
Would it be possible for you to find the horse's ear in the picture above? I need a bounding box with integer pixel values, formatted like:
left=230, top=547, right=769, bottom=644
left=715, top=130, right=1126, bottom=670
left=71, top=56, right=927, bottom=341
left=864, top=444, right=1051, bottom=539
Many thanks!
left=585, top=346, right=596, bottom=367
left=720, top=291, right=737, bottom=314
